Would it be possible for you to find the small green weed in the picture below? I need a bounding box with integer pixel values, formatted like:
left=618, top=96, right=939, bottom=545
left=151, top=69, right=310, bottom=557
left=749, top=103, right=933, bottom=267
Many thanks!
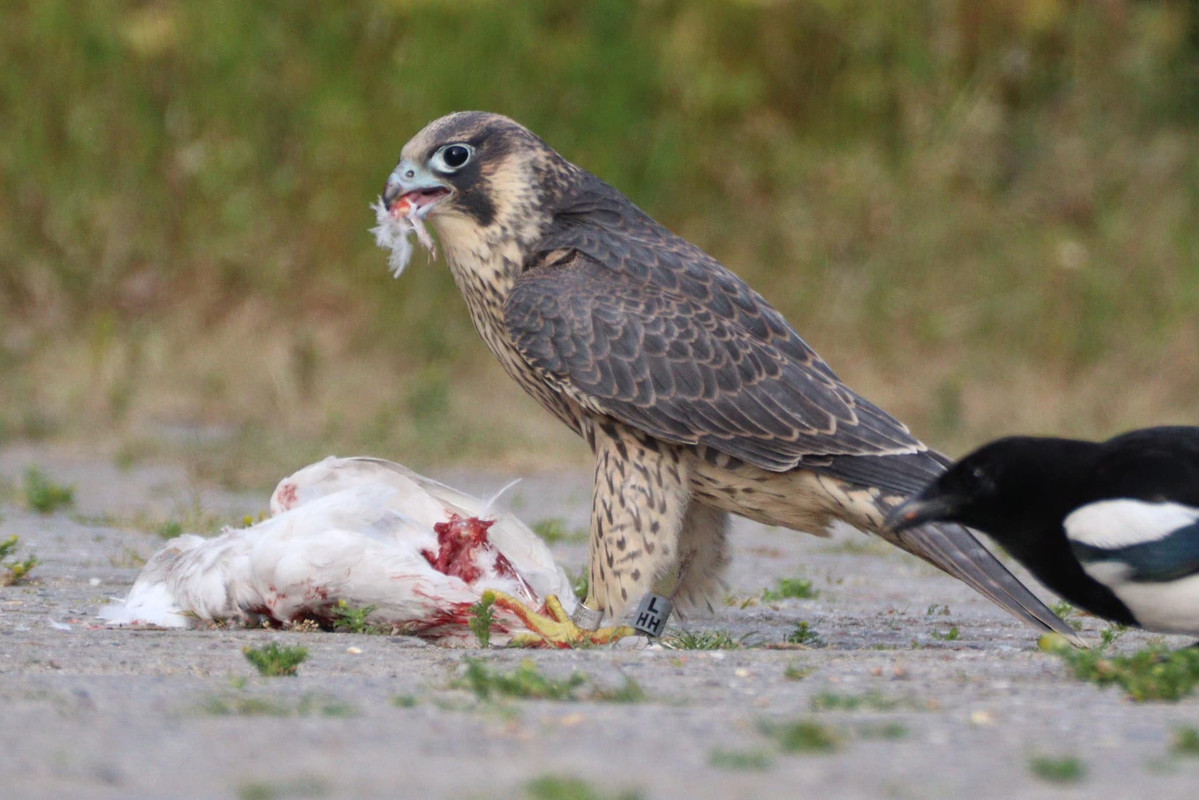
left=330, top=599, right=384, bottom=634
left=810, top=691, right=901, bottom=712
left=722, top=593, right=759, bottom=609
left=0, top=535, right=38, bottom=585
left=23, top=467, right=74, bottom=513
left=858, top=721, right=909, bottom=740
left=392, top=694, right=418, bottom=708
left=589, top=677, right=646, bottom=704
left=156, top=520, right=184, bottom=539
left=462, top=658, right=584, bottom=701
left=532, top=518, right=588, bottom=544
left=1051, top=600, right=1075, bottom=618
left=237, top=777, right=328, bottom=800
left=809, top=691, right=932, bottom=713
left=71, top=511, right=122, bottom=527
left=202, top=695, right=290, bottom=717
left=785, top=621, right=824, bottom=647
left=1172, top=727, right=1199, bottom=757
left=525, top=775, right=643, bottom=800
left=1043, top=637, right=1199, bottom=702
left=708, top=747, right=774, bottom=771
left=1099, top=625, right=1127, bottom=647
left=661, top=629, right=747, bottom=650
left=237, top=782, right=274, bottom=800
left=237, top=783, right=271, bottom=800
left=926, top=603, right=951, bottom=616
left=202, top=692, right=355, bottom=718
left=4, top=554, right=37, bottom=585
left=931, top=626, right=960, bottom=641
left=1051, top=600, right=1084, bottom=630
left=469, top=593, right=497, bottom=647
left=296, top=694, right=356, bottom=717
left=459, top=658, right=643, bottom=703
left=767, top=719, right=840, bottom=753
left=784, top=663, right=813, bottom=680
left=1028, top=755, right=1085, bottom=783
left=180, top=498, right=229, bottom=535
left=571, top=569, right=590, bottom=602
left=762, top=577, right=818, bottom=602
left=239, top=512, right=268, bottom=528
left=243, top=642, right=309, bottom=677
left=109, top=546, right=146, bottom=569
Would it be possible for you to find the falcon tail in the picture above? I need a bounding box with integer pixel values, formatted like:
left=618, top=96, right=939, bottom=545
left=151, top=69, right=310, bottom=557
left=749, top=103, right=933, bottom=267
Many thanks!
left=881, top=517, right=1087, bottom=647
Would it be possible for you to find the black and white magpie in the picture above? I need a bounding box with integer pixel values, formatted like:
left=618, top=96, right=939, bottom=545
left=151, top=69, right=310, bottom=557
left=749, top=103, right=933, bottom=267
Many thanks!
left=884, top=426, right=1199, bottom=637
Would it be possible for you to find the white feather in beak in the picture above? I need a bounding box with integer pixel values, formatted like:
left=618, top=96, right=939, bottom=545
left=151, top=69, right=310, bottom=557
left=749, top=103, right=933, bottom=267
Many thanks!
left=371, top=197, right=436, bottom=278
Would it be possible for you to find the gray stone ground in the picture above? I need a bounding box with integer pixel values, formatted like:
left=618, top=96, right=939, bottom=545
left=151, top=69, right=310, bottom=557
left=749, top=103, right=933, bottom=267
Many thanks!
left=2, top=443, right=1198, bottom=800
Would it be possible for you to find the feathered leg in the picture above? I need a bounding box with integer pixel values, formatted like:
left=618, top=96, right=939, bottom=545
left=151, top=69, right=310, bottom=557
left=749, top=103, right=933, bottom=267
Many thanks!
left=584, top=421, right=692, bottom=620
left=670, top=502, right=730, bottom=612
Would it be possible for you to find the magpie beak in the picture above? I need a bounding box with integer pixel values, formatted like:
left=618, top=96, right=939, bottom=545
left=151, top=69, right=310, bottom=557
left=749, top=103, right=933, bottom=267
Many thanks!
left=883, top=493, right=962, bottom=535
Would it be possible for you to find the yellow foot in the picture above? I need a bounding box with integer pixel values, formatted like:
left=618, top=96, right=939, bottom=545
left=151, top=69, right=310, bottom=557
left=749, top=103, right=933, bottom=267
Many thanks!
left=484, top=591, right=635, bottom=649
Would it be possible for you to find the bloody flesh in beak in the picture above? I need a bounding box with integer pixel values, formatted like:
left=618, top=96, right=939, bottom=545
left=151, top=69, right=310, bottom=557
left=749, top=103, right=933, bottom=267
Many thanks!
left=385, top=186, right=451, bottom=219
left=375, top=166, right=450, bottom=277
left=882, top=493, right=963, bottom=535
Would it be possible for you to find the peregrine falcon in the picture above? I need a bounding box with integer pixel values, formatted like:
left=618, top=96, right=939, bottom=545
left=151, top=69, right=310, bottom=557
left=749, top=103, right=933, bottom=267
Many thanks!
left=376, top=111, right=1080, bottom=645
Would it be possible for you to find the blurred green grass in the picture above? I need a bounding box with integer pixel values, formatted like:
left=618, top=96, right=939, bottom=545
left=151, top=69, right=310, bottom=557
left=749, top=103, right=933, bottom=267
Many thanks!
left=2, top=1, right=1197, bottom=487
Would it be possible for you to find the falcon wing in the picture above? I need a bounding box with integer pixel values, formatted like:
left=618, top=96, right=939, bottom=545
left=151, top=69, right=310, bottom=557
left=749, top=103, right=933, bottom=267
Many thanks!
left=505, top=186, right=924, bottom=473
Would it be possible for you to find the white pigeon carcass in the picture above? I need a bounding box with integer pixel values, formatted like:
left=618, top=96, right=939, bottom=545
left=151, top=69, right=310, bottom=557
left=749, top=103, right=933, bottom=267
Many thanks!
left=99, top=457, right=590, bottom=645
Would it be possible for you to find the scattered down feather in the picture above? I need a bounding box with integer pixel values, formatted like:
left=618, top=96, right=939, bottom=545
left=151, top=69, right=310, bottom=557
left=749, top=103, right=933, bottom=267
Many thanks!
left=99, top=457, right=576, bottom=644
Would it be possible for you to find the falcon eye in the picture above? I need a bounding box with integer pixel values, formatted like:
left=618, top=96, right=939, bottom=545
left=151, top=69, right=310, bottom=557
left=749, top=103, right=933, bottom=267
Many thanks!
left=432, top=143, right=473, bottom=173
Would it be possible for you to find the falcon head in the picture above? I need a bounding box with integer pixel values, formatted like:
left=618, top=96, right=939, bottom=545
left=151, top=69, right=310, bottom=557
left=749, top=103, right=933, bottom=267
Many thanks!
left=375, top=112, right=572, bottom=276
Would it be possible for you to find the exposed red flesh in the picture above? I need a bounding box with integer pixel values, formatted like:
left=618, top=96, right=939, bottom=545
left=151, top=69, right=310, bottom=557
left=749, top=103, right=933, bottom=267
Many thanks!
left=492, top=552, right=518, bottom=579
left=390, top=187, right=450, bottom=219
left=422, top=514, right=496, bottom=584
left=274, top=481, right=298, bottom=511
left=399, top=601, right=494, bottom=634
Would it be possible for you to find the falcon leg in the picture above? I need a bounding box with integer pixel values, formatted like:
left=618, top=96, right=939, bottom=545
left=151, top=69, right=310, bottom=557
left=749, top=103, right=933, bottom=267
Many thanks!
left=671, top=502, right=731, bottom=612
left=582, top=421, right=692, bottom=620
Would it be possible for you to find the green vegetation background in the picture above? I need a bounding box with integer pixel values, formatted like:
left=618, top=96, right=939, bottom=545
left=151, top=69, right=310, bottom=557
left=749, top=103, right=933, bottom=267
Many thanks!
left=2, top=1, right=1197, bottom=487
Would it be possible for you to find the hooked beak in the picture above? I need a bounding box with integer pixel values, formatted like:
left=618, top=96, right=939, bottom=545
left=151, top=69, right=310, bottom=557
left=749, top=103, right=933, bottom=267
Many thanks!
left=383, top=159, right=452, bottom=217
left=882, top=492, right=962, bottom=535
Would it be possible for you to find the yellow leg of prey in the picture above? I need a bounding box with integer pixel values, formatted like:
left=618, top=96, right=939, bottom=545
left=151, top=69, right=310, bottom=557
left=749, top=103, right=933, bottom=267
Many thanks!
left=485, top=591, right=636, bottom=648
